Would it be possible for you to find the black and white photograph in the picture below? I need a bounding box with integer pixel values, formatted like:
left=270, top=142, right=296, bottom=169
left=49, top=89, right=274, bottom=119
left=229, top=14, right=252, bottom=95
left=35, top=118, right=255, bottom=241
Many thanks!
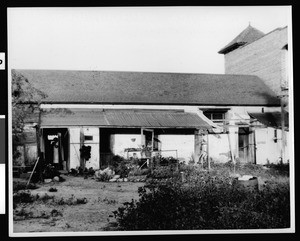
left=7, top=6, right=294, bottom=236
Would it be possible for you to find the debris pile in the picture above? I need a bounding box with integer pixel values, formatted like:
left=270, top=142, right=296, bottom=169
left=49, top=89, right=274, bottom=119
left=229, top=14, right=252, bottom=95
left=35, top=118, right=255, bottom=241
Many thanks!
left=42, top=164, right=65, bottom=183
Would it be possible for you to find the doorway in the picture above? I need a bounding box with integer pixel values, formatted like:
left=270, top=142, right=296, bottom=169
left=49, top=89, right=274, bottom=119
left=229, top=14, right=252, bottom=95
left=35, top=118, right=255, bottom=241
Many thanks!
left=42, top=128, right=69, bottom=170
left=238, top=127, right=255, bottom=163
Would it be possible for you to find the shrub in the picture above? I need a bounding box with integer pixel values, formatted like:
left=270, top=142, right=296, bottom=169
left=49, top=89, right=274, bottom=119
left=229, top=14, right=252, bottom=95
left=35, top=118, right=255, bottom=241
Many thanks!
left=76, top=197, right=88, bottom=204
left=42, top=164, right=60, bottom=179
left=96, top=172, right=112, bottom=182
left=13, top=181, right=38, bottom=192
left=54, top=195, right=88, bottom=205
left=147, top=166, right=178, bottom=179
left=109, top=155, right=131, bottom=178
left=113, top=174, right=290, bottom=230
left=159, top=156, right=178, bottom=166
left=48, top=187, right=58, bottom=192
left=115, top=161, right=130, bottom=178
left=128, top=166, right=150, bottom=176
left=13, top=190, right=35, bottom=206
left=265, top=163, right=289, bottom=177
left=111, top=155, right=126, bottom=169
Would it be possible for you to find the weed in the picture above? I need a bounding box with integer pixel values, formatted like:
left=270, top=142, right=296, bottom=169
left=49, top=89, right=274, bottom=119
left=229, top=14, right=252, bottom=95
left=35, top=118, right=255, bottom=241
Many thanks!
left=49, top=187, right=58, bottom=192
left=100, top=197, right=118, bottom=205
left=76, top=197, right=88, bottom=204
left=55, top=195, right=88, bottom=205
left=96, top=172, right=111, bottom=182
left=37, top=193, right=55, bottom=202
left=13, top=181, right=38, bottom=192
left=51, top=209, right=63, bottom=217
left=13, top=190, right=35, bottom=206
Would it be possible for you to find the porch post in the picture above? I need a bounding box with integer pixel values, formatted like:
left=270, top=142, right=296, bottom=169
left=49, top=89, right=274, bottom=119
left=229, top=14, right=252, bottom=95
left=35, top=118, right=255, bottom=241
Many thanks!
left=194, top=129, right=202, bottom=165
left=280, top=96, right=286, bottom=164
left=35, top=104, right=43, bottom=181
left=36, top=104, right=42, bottom=157
left=79, top=127, right=84, bottom=169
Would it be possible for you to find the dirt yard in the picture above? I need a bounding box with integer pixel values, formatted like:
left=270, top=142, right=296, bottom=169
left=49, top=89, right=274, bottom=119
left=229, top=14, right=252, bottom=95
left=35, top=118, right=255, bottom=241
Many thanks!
left=13, top=175, right=145, bottom=233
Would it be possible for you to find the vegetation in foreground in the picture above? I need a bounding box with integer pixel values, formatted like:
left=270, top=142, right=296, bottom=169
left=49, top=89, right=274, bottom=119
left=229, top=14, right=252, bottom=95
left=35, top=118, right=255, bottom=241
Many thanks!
left=113, top=162, right=290, bottom=230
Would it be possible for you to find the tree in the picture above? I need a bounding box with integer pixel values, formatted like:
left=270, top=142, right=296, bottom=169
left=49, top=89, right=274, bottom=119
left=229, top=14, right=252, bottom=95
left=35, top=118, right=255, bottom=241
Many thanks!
left=11, top=70, right=47, bottom=160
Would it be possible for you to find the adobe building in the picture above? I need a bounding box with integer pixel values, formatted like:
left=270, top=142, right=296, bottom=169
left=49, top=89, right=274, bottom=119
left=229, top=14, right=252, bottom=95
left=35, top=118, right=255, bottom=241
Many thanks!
left=12, top=69, right=283, bottom=171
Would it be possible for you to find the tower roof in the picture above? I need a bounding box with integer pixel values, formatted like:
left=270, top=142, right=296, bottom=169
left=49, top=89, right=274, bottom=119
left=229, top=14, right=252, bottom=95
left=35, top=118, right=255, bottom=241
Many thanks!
left=218, top=24, right=265, bottom=54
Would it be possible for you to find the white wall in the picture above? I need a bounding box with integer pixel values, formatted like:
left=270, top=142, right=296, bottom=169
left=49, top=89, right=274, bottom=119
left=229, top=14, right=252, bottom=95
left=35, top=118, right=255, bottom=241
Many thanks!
left=69, top=127, right=100, bottom=170
left=83, top=127, right=100, bottom=170
left=255, top=127, right=288, bottom=164
left=158, top=134, right=194, bottom=162
left=111, top=134, right=142, bottom=158
left=110, top=134, right=194, bottom=162
left=207, top=134, right=231, bottom=163
left=69, top=127, right=81, bottom=169
left=42, top=104, right=288, bottom=166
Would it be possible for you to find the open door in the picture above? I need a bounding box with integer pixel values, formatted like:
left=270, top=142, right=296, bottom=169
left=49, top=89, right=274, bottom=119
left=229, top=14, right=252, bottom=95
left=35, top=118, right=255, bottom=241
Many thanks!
left=140, top=128, right=154, bottom=168
left=141, top=128, right=154, bottom=152
left=238, top=127, right=255, bottom=163
left=43, top=128, right=69, bottom=170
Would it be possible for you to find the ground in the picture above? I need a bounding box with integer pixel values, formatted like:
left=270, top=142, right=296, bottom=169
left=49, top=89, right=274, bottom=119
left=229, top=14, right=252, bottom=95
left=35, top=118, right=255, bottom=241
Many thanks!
left=13, top=175, right=144, bottom=233
left=13, top=163, right=290, bottom=232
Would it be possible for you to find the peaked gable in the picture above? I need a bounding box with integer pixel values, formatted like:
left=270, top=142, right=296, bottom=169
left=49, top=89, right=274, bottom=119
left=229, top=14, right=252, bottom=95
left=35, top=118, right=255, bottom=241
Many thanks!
left=218, top=25, right=265, bottom=54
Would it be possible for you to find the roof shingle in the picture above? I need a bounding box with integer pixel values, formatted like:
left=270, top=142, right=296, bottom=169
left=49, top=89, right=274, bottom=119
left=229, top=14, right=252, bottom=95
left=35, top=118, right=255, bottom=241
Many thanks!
left=13, top=69, right=280, bottom=106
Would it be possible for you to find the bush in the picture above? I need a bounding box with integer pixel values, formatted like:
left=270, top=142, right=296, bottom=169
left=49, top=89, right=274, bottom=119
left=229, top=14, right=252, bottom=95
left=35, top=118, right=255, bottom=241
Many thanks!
left=48, top=187, right=58, bottom=192
left=13, top=181, right=38, bottom=192
left=13, top=190, right=35, bottom=206
left=109, top=155, right=131, bottom=178
left=128, top=166, right=150, bottom=176
left=42, top=164, right=60, bottom=179
left=111, top=155, right=126, bottom=169
left=265, top=163, right=289, bottom=177
left=115, top=161, right=130, bottom=178
left=96, top=172, right=112, bottom=182
left=147, top=166, right=178, bottom=179
left=36, top=193, right=54, bottom=202
left=113, top=174, right=290, bottom=230
left=54, top=195, right=88, bottom=205
left=158, top=156, right=178, bottom=166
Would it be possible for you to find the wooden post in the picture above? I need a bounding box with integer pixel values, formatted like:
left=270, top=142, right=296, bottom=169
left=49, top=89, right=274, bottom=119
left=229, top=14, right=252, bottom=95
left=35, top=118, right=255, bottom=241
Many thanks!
left=227, top=131, right=235, bottom=174
left=36, top=107, right=41, bottom=157
left=26, top=157, right=39, bottom=188
left=151, top=130, right=154, bottom=172
left=79, top=127, right=85, bottom=169
left=207, top=133, right=210, bottom=171
left=35, top=105, right=43, bottom=181
left=194, top=129, right=202, bottom=165
left=253, top=129, right=257, bottom=164
left=280, top=97, right=286, bottom=164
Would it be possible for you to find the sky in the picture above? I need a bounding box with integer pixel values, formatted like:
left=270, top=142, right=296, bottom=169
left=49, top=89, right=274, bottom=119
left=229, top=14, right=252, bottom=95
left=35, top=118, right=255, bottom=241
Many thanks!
left=7, top=6, right=291, bottom=74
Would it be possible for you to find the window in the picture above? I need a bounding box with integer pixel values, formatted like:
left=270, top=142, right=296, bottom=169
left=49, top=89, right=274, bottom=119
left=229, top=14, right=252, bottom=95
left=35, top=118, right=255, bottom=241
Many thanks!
left=84, top=135, right=93, bottom=141
left=203, top=110, right=227, bottom=125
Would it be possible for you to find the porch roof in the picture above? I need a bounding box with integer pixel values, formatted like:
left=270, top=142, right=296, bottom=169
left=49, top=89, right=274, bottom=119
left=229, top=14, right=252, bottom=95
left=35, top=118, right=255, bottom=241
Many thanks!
left=40, top=108, right=212, bottom=129
left=248, top=111, right=289, bottom=129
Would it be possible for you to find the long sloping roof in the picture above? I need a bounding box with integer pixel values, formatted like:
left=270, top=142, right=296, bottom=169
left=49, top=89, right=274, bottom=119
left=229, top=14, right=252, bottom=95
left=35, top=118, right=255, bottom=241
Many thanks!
left=40, top=108, right=211, bottom=129
left=13, top=69, right=280, bottom=106
left=218, top=25, right=265, bottom=54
